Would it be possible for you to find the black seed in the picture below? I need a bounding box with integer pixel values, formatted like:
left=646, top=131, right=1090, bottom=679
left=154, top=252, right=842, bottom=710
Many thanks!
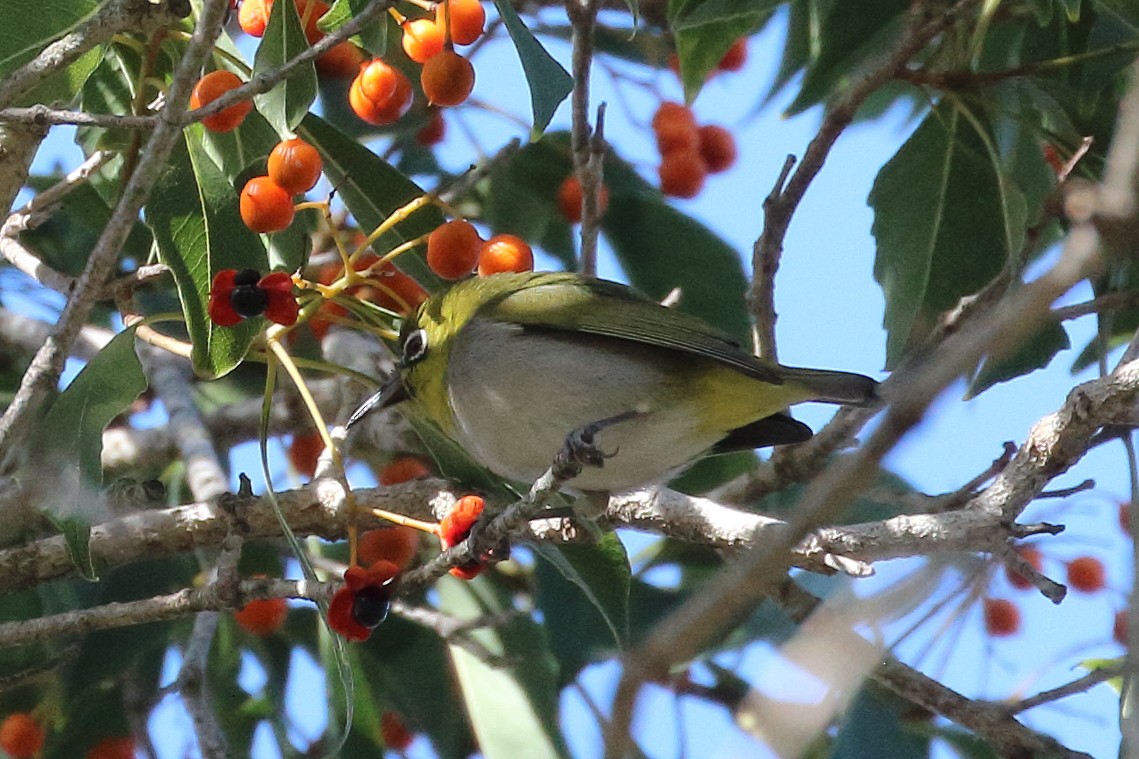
left=233, top=268, right=261, bottom=286
left=230, top=285, right=268, bottom=317
left=352, top=586, right=391, bottom=628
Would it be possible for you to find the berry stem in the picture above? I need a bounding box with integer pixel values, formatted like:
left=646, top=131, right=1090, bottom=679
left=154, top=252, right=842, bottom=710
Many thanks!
left=371, top=508, right=442, bottom=537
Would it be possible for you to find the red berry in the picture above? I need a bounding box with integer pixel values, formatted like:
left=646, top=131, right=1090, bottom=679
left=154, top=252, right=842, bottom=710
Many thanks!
left=697, top=124, right=736, bottom=174
left=1067, top=555, right=1106, bottom=593
left=380, top=712, right=414, bottom=751
left=1115, top=609, right=1128, bottom=645
left=1042, top=142, right=1064, bottom=175
left=401, top=18, right=445, bottom=63
left=478, top=234, right=533, bottom=276
left=358, top=58, right=399, bottom=107
left=427, top=219, right=483, bottom=279
left=717, top=38, right=747, bottom=71
left=267, top=137, right=323, bottom=195
left=234, top=597, right=289, bottom=636
left=238, top=0, right=271, bottom=36
left=983, top=598, right=1021, bottom=637
left=652, top=101, right=698, bottom=154
left=358, top=527, right=419, bottom=569
left=658, top=148, right=707, bottom=198
left=416, top=109, right=446, bottom=146
left=369, top=262, right=428, bottom=313
left=439, top=495, right=486, bottom=579
left=379, top=456, right=432, bottom=485
left=1121, top=502, right=1130, bottom=533
left=295, top=0, right=330, bottom=44
left=349, top=67, right=413, bottom=126
left=190, top=70, right=252, bottom=133
left=1005, top=546, right=1042, bottom=590
left=436, top=0, right=485, bottom=45
left=420, top=48, right=475, bottom=107
left=87, top=736, right=135, bottom=759
left=240, top=176, right=295, bottom=233
left=556, top=175, right=609, bottom=223
left=0, top=713, right=45, bottom=759
left=288, top=430, right=324, bottom=478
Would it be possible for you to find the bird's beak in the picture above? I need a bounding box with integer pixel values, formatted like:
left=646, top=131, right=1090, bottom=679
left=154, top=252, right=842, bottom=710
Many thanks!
left=345, top=373, right=408, bottom=430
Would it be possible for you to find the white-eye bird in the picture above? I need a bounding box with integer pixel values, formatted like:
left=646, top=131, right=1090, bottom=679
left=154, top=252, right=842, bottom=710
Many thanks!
left=347, top=272, right=879, bottom=492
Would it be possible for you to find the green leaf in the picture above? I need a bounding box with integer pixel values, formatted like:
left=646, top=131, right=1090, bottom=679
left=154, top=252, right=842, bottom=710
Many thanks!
left=968, top=318, right=1069, bottom=397
left=870, top=102, right=1026, bottom=367
left=533, top=534, right=631, bottom=682
left=436, top=577, right=570, bottom=759
left=40, top=326, right=147, bottom=487
left=254, top=0, right=319, bottom=135
left=320, top=0, right=387, bottom=52
left=600, top=144, right=751, bottom=345
left=785, top=0, right=909, bottom=115
left=0, top=0, right=100, bottom=77
left=44, top=515, right=96, bottom=581
left=18, top=44, right=101, bottom=108
left=833, top=685, right=931, bottom=759
left=146, top=129, right=264, bottom=378
left=297, top=114, right=446, bottom=290
left=490, top=0, right=573, bottom=138
left=668, top=0, right=777, bottom=101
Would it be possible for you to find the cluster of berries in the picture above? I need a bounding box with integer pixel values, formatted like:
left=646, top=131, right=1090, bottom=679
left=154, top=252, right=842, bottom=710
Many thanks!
left=983, top=548, right=1114, bottom=639
left=652, top=102, right=737, bottom=199
left=238, top=0, right=367, bottom=77
left=426, top=220, right=534, bottom=280
left=0, top=713, right=134, bottom=759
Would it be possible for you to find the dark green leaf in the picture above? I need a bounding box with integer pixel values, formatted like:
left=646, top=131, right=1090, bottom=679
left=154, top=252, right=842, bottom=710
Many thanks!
left=146, top=130, right=264, bottom=378
left=298, top=114, right=446, bottom=290
left=320, top=0, right=387, bottom=52
left=533, top=534, right=630, bottom=682
left=490, top=0, right=573, bottom=137
left=200, top=107, right=283, bottom=182
left=254, top=0, right=319, bottom=134
left=968, top=318, right=1069, bottom=397
left=785, top=0, right=909, bottom=115
left=41, top=326, right=146, bottom=487
left=833, top=685, right=931, bottom=759
left=0, top=0, right=100, bottom=77
left=17, top=44, right=101, bottom=108
left=44, top=515, right=96, bottom=580
left=600, top=145, right=751, bottom=344
left=436, top=577, right=570, bottom=759
left=870, top=102, right=1026, bottom=367
left=668, top=0, right=777, bottom=101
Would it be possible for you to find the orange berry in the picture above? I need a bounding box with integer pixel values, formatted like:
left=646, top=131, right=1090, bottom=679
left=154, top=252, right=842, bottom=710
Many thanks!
left=358, top=527, right=420, bottom=569
left=349, top=69, right=413, bottom=126
left=234, top=597, right=289, bottom=636
left=238, top=0, right=271, bottom=36
left=717, top=37, right=747, bottom=71
left=439, top=495, right=486, bottom=579
left=556, top=176, right=609, bottom=223
left=296, top=0, right=330, bottom=44
left=1005, top=546, right=1042, bottom=591
left=87, top=736, right=135, bottom=759
left=268, top=138, right=323, bottom=195
left=1067, top=555, right=1106, bottom=593
left=379, top=456, right=432, bottom=485
left=667, top=52, right=680, bottom=76
left=658, top=148, right=707, bottom=198
left=1042, top=142, right=1064, bottom=175
left=416, top=109, right=446, bottom=146
left=358, top=58, right=400, bottom=107
left=288, top=430, right=324, bottom=478
left=0, top=713, right=45, bottom=759
left=1121, top=501, right=1130, bottom=533
left=652, top=101, right=698, bottom=154
left=240, top=176, right=295, bottom=233
left=478, top=234, right=533, bottom=276
left=437, top=0, right=485, bottom=45
left=427, top=219, right=482, bottom=279
left=401, top=18, right=445, bottom=64
left=190, top=70, right=253, bottom=133
left=1115, top=609, right=1128, bottom=645
left=982, top=598, right=1020, bottom=637
left=316, top=41, right=366, bottom=78
left=380, top=712, right=413, bottom=751
left=697, top=124, right=737, bottom=174
left=370, top=262, right=429, bottom=313
left=420, top=48, right=475, bottom=107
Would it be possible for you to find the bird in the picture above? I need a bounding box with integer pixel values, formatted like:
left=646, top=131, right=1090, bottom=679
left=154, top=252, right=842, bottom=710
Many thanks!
left=347, top=271, right=879, bottom=493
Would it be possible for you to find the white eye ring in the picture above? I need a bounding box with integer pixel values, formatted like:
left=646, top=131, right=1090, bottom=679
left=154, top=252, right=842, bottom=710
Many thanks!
left=402, top=328, right=428, bottom=365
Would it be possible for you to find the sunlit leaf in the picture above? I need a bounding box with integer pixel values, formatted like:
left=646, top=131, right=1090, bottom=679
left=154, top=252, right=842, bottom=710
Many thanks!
left=490, top=0, right=573, bottom=138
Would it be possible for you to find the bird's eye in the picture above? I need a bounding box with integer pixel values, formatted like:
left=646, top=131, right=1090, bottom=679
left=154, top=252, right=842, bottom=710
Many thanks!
left=402, top=329, right=428, bottom=365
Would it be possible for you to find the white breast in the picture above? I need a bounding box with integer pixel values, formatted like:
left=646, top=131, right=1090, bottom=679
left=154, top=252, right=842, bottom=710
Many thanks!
left=445, top=319, right=724, bottom=491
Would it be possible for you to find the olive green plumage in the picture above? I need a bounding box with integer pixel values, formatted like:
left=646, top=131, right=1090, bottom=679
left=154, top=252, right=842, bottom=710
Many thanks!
left=348, top=272, right=878, bottom=491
